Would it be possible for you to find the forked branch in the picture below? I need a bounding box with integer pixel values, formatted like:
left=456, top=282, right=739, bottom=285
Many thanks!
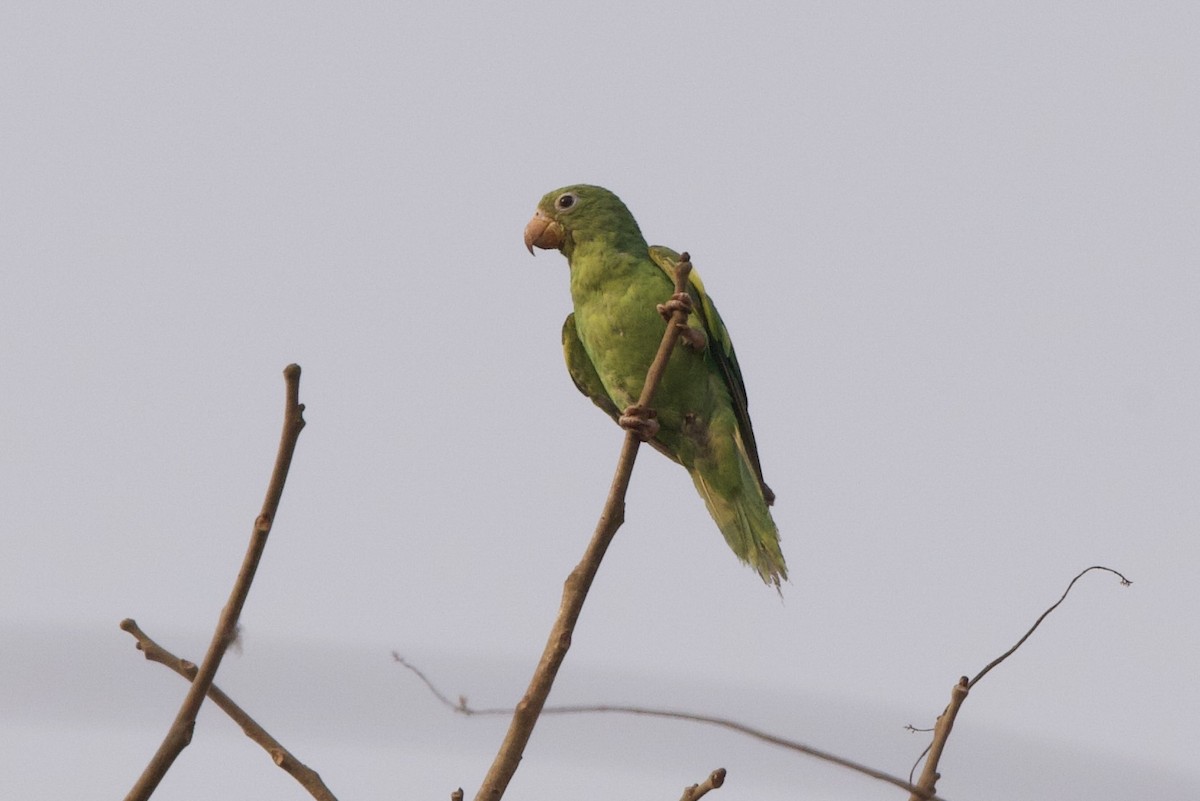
left=123, top=364, right=306, bottom=801
left=120, top=619, right=337, bottom=801
left=907, top=565, right=1132, bottom=800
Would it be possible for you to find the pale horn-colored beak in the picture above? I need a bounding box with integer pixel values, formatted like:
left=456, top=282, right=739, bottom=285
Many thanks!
left=523, top=209, right=564, bottom=255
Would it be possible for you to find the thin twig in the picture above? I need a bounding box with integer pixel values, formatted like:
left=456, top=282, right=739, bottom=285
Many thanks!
left=970, top=565, right=1131, bottom=688
left=120, top=619, right=337, bottom=801
left=679, top=768, right=726, bottom=801
left=571, top=705, right=940, bottom=799
left=472, top=258, right=696, bottom=801
left=395, top=656, right=946, bottom=800
left=124, top=364, right=306, bottom=801
left=394, top=654, right=473, bottom=713
left=907, top=564, right=1132, bottom=797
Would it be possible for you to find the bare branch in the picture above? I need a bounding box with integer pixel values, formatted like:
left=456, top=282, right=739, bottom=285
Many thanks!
left=395, top=656, right=945, bottom=800
left=679, top=768, right=726, bottom=801
left=472, top=259, right=696, bottom=801
left=545, top=705, right=943, bottom=800
left=124, top=364, right=306, bottom=801
left=907, top=678, right=968, bottom=801
left=907, top=565, right=1132, bottom=796
left=120, top=619, right=337, bottom=801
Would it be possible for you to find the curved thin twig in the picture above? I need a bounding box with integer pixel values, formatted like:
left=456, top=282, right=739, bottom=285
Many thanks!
left=121, top=619, right=337, bottom=801
left=124, top=364, right=306, bottom=801
left=394, top=655, right=945, bottom=800
left=970, top=565, right=1131, bottom=687
left=472, top=259, right=696, bottom=801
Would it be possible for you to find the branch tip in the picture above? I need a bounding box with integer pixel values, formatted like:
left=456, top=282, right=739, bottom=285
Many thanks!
left=680, top=767, right=727, bottom=801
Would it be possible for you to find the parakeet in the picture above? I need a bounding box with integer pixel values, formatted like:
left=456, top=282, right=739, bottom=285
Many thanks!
left=523, top=184, right=787, bottom=587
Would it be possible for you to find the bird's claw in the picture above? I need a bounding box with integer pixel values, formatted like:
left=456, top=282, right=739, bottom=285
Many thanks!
left=656, top=292, right=694, bottom=321
left=619, top=405, right=660, bottom=441
left=677, top=323, right=708, bottom=351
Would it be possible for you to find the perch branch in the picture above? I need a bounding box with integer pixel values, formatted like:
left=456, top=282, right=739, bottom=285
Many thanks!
left=120, top=619, right=336, bottom=801
left=124, top=364, right=306, bottom=801
left=472, top=257, right=696, bottom=801
left=395, top=654, right=945, bottom=800
left=907, top=565, right=1131, bottom=799
left=679, top=768, right=726, bottom=801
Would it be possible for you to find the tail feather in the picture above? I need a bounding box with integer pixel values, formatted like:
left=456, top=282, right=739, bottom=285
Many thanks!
left=691, top=461, right=787, bottom=589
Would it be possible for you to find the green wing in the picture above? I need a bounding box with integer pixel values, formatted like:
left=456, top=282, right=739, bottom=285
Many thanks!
left=562, top=312, right=682, bottom=466
left=648, top=245, right=774, bottom=504
left=562, top=313, right=621, bottom=421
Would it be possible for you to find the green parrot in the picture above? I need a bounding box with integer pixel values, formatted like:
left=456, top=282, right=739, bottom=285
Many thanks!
left=524, top=184, right=786, bottom=587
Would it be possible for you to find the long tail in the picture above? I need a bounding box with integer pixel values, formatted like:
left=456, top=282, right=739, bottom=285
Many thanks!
left=690, top=450, right=787, bottom=589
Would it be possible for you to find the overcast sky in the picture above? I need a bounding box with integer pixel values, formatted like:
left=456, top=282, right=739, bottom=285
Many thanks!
left=2, top=3, right=1198, bottom=800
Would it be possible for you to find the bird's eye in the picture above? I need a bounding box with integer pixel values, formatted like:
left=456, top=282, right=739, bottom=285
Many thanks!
left=555, top=192, right=578, bottom=212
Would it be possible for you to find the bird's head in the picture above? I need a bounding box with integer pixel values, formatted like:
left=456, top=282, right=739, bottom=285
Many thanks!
left=523, top=184, right=646, bottom=258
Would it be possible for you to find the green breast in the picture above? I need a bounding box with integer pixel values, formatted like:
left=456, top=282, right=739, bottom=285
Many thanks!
left=568, top=247, right=719, bottom=434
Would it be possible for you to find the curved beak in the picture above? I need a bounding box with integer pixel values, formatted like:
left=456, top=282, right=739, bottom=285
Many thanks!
left=523, top=209, right=564, bottom=255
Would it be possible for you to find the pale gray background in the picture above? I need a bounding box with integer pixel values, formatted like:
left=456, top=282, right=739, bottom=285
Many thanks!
left=2, top=3, right=1197, bottom=799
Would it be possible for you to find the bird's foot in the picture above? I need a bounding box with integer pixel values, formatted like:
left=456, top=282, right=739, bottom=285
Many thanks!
left=676, top=323, right=707, bottom=351
left=656, top=292, right=693, bottom=321
left=619, top=405, right=660, bottom=441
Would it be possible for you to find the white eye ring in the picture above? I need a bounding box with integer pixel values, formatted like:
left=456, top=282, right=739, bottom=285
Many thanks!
left=555, top=192, right=579, bottom=212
